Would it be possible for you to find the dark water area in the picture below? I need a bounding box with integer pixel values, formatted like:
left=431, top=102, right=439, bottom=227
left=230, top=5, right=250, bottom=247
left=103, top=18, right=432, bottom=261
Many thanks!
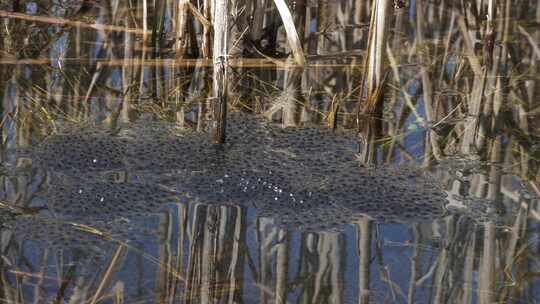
left=1, top=0, right=540, bottom=303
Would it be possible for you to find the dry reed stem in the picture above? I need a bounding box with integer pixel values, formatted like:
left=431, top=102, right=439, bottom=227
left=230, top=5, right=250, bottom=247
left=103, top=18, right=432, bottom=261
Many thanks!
left=457, top=16, right=482, bottom=75
left=211, top=0, right=229, bottom=144
left=0, top=10, right=150, bottom=35
left=357, top=218, right=371, bottom=304
left=89, top=245, right=126, bottom=304
left=272, top=0, right=306, bottom=65
left=185, top=1, right=211, bottom=28
left=518, top=26, right=540, bottom=59
left=0, top=58, right=363, bottom=68
left=201, top=0, right=212, bottom=58
left=174, top=0, right=190, bottom=57
left=142, top=0, right=148, bottom=41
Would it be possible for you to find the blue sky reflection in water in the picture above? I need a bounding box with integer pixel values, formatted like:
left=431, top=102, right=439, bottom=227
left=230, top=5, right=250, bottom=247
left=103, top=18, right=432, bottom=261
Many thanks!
left=0, top=0, right=539, bottom=303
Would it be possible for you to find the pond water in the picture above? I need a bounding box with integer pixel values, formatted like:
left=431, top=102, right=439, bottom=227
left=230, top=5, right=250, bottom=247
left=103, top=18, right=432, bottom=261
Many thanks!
left=1, top=1, right=540, bottom=304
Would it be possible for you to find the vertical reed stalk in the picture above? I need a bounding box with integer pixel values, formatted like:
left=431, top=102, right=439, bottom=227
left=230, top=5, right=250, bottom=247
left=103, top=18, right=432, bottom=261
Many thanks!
left=461, top=231, right=476, bottom=304
left=211, top=0, right=229, bottom=144
left=357, top=218, right=371, bottom=304
left=249, top=0, right=267, bottom=42
left=365, top=0, right=390, bottom=100
left=174, top=0, right=189, bottom=57
left=202, top=0, right=213, bottom=58
left=416, top=0, right=443, bottom=159
left=200, top=207, right=218, bottom=303
left=356, top=0, right=391, bottom=127
left=478, top=136, right=503, bottom=304
left=275, top=229, right=289, bottom=304
left=227, top=207, right=246, bottom=303
left=142, top=0, right=149, bottom=42
left=316, top=0, right=329, bottom=54
left=353, top=0, right=367, bottom=46
left=257, top=218, right=276, bottom=304
left=407, top=225, right=420, bottom=303
left=432, top=218, right=453, bottom=303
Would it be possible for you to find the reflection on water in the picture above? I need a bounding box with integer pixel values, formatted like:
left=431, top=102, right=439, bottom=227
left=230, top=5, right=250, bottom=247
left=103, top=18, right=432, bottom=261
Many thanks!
left=1, top=108, right=538, bottom=304
left=1, top=0, right=540, bottom=303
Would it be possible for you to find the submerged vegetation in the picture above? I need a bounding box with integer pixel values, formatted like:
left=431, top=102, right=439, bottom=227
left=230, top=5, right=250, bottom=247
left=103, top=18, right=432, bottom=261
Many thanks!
left=0, top=0, right=539, bottom=303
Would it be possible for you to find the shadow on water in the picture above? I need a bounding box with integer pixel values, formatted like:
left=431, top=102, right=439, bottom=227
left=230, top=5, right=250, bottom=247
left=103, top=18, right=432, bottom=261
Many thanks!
left=1, top=0, right=540, bottom=303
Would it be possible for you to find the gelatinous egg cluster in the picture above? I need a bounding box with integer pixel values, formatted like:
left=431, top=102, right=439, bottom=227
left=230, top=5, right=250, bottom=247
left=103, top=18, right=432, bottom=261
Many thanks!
left=8, top=112, right=504, bottom=235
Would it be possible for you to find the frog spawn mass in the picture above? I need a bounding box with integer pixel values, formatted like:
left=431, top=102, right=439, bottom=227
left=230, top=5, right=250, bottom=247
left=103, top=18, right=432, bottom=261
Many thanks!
left=19, top=113, right=454, bottom=232
left=33, top=130, right=128, bottom=173
left=45, top=175, right=180, bottom=221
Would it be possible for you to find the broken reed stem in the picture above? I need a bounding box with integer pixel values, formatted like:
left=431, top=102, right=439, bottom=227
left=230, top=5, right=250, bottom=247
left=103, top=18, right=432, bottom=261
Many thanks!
left=211, top=0, right=229, bottom=145
left=272, top=0, right=306, bottom=65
